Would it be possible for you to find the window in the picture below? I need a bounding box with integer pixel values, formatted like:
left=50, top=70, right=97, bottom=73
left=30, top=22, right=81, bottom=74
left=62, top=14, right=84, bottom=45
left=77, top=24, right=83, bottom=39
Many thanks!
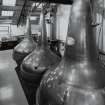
left=2, top=11, right=14, bottom=16
left=2, top=0, right=16, bottom=6
left=30, top=16, right=37, bottom=20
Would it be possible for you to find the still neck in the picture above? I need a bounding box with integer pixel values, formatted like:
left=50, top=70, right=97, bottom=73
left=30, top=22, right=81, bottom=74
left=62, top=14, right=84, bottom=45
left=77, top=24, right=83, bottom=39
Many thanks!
left=26, top=16, right=31, bottom=37
left=64, top=0, right=97, bottom=62
left=40, top=10, right=48, bottom=46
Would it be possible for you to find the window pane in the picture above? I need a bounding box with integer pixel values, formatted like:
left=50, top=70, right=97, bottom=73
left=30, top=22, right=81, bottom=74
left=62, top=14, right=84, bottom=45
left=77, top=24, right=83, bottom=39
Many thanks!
left=2, top=11, right=14, bottom=16
left=3, top=0, right=16, bottom=6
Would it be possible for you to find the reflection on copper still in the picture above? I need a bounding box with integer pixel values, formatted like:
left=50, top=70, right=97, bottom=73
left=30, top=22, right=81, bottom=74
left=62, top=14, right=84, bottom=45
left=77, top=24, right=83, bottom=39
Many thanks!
left=36, top=0, right=105, bottom=105
left=12, top=16, right=36, bottom=66
left=20, top=6, right=61, bottom=105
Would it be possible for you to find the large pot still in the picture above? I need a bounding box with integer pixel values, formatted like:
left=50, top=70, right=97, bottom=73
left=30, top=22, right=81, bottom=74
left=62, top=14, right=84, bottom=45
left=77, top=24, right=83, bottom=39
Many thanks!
left=12, top=17, right=36, bottom=66
left=36, top=0, right=105, bottom=105
left=20, top=7, right=61, bottom=85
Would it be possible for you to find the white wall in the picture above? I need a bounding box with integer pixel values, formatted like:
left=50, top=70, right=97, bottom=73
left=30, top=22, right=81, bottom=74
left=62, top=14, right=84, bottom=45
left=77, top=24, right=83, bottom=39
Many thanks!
left=56, top=5, right=71, bottom=41
left=0, top=24, right=41, bottom=38
left=11, top=25, right=25, bottom=36
left=0, top=24, right=26, bottom=38
left=11, top=24, right=40, bottom=36
left=31, top=24, right=40, bottom=34
left=0, top=24, right=10, bottom=38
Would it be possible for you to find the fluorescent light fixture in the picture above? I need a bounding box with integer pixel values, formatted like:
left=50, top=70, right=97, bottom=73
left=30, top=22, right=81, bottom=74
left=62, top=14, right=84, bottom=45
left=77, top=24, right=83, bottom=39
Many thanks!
left=2, top=0, right=16, bottom=6
left=30, top=16, right=37, bottom=20
left=2, top=11, right=14, bottom=16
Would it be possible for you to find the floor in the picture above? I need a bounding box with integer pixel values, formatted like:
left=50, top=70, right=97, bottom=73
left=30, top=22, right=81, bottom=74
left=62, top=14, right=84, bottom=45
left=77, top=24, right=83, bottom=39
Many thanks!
left=0, top=50, right=28, bottom=105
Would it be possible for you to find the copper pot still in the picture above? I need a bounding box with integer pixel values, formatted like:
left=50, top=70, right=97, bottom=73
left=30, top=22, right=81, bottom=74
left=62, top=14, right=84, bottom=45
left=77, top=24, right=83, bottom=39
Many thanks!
left=20, top=7, right=61, bottom=84
left=12, top=17, right=36, bottom=66
left=36, top=0, right=105, bottom=105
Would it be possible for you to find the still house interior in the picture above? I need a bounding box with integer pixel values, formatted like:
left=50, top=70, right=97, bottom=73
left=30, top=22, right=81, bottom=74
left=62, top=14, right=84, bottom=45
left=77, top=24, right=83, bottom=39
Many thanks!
left=0, top=0, right=105, bottom=105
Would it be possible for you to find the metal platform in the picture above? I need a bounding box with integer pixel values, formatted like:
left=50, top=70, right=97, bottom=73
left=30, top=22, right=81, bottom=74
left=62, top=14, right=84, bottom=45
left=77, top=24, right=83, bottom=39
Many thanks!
left=0, top=50, right=29, bottom=105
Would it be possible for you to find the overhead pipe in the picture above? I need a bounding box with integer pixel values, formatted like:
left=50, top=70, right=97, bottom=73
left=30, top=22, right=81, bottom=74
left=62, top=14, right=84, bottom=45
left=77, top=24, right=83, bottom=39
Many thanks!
left=36, top=0, right=105, bottom=105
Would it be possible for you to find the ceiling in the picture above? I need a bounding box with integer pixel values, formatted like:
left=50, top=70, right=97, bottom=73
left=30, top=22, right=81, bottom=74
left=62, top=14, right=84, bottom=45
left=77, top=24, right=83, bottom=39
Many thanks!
left=0, top=0, right=41, bottom=25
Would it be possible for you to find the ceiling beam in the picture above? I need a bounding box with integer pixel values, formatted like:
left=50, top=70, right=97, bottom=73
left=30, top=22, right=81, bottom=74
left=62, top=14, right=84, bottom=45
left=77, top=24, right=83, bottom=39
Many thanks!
left=29, top=0, right=73, bottom=4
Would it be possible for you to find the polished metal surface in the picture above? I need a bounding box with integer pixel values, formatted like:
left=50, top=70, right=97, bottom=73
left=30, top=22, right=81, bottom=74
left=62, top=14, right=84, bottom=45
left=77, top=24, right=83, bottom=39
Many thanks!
left=36, top=0, right=105, bottom=105
left=12, top=17, right=36, bottom=65
left=0, top=50, right=28, bottom=105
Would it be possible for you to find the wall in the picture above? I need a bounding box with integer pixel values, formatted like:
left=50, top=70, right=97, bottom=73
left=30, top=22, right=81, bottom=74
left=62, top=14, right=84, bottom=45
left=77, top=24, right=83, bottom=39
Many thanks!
left=0, top=24, right=25, bottom=38
left=11, top=25, right=25, bottom=36
left=31, top=24, right=41, bottom=35
left=56, top=4, right=71, bottom=41
left=0, top=24, right=11, bottom=38
left=0, top=24, right=41, bottom=39
left=11, top=24, right=40, bottom=36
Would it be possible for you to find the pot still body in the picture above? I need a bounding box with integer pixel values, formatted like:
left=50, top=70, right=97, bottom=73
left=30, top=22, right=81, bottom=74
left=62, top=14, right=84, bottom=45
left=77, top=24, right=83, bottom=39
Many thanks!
left=36, top=0, right=105, bottom=105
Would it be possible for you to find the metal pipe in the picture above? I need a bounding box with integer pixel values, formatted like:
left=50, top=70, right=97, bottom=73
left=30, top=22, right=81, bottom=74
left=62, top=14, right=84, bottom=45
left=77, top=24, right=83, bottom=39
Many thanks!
left=40, top=7, right=48, bottom=46
left=25, top=16, right=31, bottom=37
